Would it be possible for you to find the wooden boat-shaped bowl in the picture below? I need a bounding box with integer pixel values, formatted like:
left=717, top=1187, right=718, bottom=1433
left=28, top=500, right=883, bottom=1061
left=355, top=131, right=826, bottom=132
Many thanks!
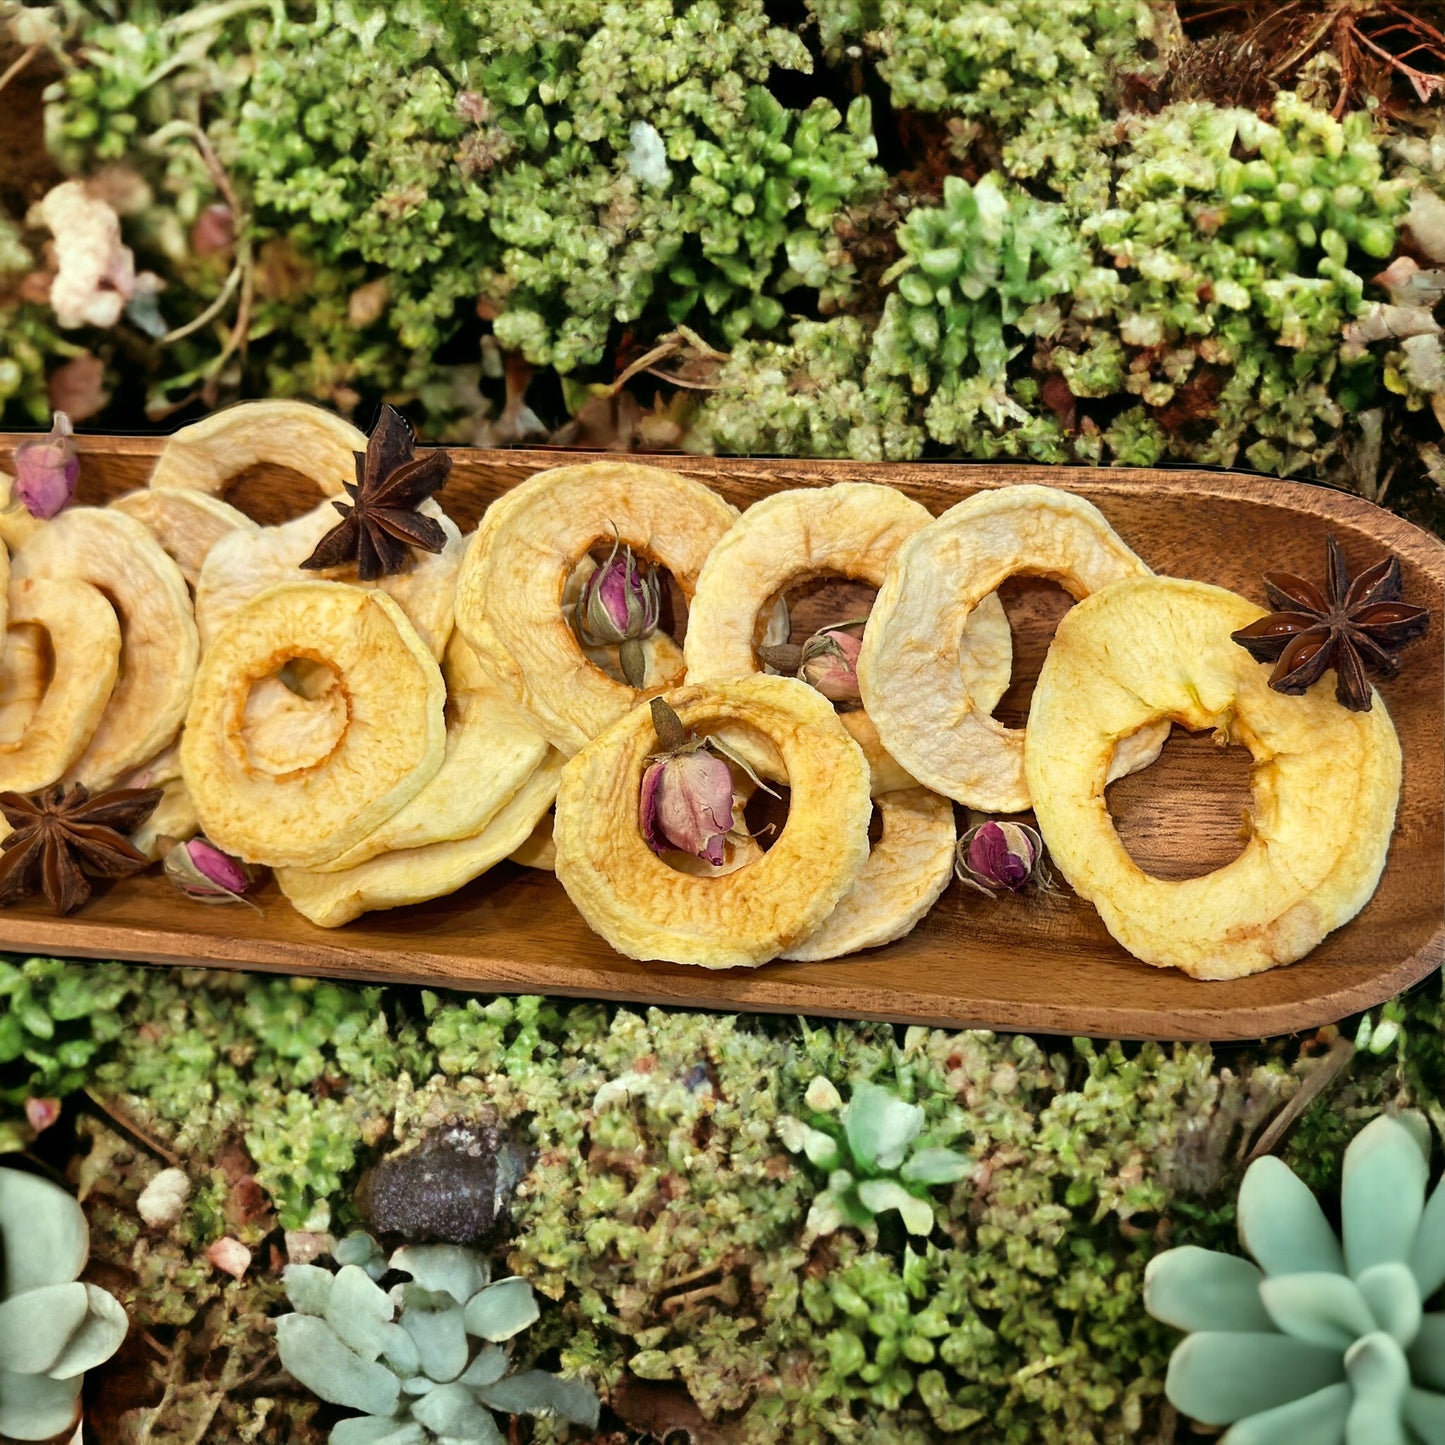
left=0, top=434, right=1439, bottom=1040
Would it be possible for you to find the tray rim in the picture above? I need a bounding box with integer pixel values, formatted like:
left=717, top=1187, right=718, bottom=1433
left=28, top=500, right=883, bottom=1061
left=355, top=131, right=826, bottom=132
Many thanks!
left=0, top=436, right=1440, bottom=1040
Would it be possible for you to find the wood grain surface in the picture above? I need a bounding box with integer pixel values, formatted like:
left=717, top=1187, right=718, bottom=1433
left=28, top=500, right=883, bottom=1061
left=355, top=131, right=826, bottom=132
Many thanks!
left=0, top=431, right=1440, bottom=1040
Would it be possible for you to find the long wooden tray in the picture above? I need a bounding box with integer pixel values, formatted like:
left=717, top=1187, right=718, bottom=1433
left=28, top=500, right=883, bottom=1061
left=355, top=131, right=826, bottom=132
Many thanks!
left=0, top=434, right=1440, bottom=1039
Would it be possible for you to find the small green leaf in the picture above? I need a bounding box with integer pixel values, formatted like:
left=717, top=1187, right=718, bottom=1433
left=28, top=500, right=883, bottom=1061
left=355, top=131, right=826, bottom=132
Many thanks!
left=1356, top=1263, right=1423, bottom=1348
left=275, top=1315, right=401, bottom=1418
left=475, top=1370, right=600, bottom=1429
left=0, top=1282, right=88, bottom=1374
left=391, top=1245, right=487, bottom=1306
left=0, top=1368, right=80, bottom=1442
left=1144, top=1247, right=1272, bottom=1334
left=1165, top=1332, right=1344, bottom=1425
left=899, top=1148, right=971, bottom=1186
left=284, top=1264, right=335, bottom=1317
left=410, top=1381, right=501, bottom=1440
left=46, top=1284, right=128, bottom=1379
left=462, top=1278, right=538, bottom=1343
left=330, top=1418, right=428, bottom=1445
left=843, top=1083, right=923, bottom=1172
left=459, top=1345, right=508, bottom=1390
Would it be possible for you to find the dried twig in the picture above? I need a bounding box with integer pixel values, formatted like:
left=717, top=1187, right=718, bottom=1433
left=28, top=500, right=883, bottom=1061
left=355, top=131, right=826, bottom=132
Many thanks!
left=0, top=41, right=40, bottom=99
left=83, top=1087, right=182, bottom=1166
left=1242, top=1033, right=1356, bottom=1165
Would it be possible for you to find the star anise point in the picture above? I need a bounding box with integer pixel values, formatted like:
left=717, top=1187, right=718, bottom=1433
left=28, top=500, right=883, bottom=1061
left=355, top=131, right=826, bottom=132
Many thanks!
left=1233, top=535, right=1430, bottom=712
left=299, top=405, right=451, bottom=579
left=0, top=783, right=163, bottom=914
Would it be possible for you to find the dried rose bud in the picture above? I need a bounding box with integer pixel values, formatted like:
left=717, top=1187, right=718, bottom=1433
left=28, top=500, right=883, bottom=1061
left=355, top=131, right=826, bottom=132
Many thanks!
left=641, top=747, right=735, bottom=866
left=165, top=837, right=259, bottom=906
left=13, top=411, right=78, bottom=519
left=956, top=819, right=1048, bottom=896
left=800, top=627, right=863, bottom=706
left=576, top=534, right=661, bottom=688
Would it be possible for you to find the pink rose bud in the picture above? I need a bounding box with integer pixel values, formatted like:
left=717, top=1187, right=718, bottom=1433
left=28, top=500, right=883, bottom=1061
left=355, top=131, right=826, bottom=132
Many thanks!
left=799, top=627, right=863, bottom=706
left=164, top=837, right=258, bottom=905
left=13, top=412, right=78, bottom=520
left=640, top=748, right=735, bottom=866
left=576, top=534, right=661, bottom=688
left=956, top=820, right=1046, bottom=896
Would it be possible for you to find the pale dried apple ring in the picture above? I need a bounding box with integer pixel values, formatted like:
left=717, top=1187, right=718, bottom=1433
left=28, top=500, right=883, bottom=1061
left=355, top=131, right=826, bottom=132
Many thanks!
left=453, top=462, right=739, bottom=755
left=239, top=675, right=350, bottom=776
left=684, top=482, right=1012, bottom=796
left=783, top=786, right=956, bottom=961
left=858, top=484, right=1167, bottom=814
left=509, top=810, right=556, bottom=871
left=148, top=400, right=367, bottom=498
left=277, top=749, right=565, bottom=927
left=197, top=499, right=462, bottom=660
left=110, top=488, right=255, bottom=589
left=182, top=582, right=446, bottom=869
left=0, top=473, right=40, bottom=552
left=553, top=675, right=871, bottom=968
left=0, top=578, right=120, bottom=793
left=309, top=633, right=550, bottom=871
left=0, top=624, right=45, bottom=745
left=1025, top=577, right=1403, bottom=981
left=11, top=508, right=199, bottom=790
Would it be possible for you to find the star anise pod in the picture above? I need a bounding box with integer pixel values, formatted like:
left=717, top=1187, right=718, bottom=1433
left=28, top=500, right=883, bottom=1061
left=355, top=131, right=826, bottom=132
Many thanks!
left=1231, top=535, right=1430, bottom=712
left=299, top=404, right=451, bottom=581
left=0, top=783, right=163, bottom=914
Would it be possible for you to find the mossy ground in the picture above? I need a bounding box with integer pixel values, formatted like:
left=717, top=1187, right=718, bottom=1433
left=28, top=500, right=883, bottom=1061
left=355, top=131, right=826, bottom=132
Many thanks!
left=3, top=957, right=1441, bottom=1442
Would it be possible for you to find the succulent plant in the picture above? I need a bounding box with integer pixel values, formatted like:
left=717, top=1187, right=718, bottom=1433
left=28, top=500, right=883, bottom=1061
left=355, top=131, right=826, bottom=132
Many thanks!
left=0, top=1166, right=129, bottom=1441
left=776, top=1078, right=971, bottom=1244
left=275, top=1234, right=599, bottom=1444
left=1146, top=1111, right=1445, bottom=1443
left=867, top=173, right=1088, bottom=459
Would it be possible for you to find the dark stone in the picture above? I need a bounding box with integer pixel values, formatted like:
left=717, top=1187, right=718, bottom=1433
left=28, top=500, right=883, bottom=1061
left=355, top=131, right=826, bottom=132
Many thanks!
left=368, top=1123, right=527, bottom=1245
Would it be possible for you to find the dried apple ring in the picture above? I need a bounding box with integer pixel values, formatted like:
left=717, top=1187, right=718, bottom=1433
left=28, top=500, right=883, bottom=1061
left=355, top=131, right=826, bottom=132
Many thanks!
left=277, top=749, right=565, bottom=927
left=783, top=786, right=956, bottom=961
left=453, top=462, right=739, bottom=755
left=309, top=633, right=550, bottom=871
left=859, top=485, right=1167, bottom=814
left=197, top=499, right=462, bottom=660
left=1025, top=576, right=1403, bottom=980
left=148, top=400, right=367, bottom=498
left=182, top=582, right=446, bottom=869
left=111, top=488, right=255, bottom=589
left=684, top=483, right=1012, bottom=796
left=553, top=675, right=871, bottom=968
left=11, top=508, right=199, bottom=790
left=0, top=578, right=121, bottom=793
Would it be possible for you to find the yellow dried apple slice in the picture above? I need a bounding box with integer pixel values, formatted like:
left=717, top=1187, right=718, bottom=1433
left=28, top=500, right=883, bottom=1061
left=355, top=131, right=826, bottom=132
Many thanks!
left=1025, top=576, right=1402, bottom=980
left=509, top=810, right=556, bottom=871
left=148, top=400, right=367, bottom=498
left=10, top=508, right=199, bottom=789
left=181, top=582, right=446, bottom=868
left=277, top=749, right=565, bottom=927
left=859, top=484, right=1167, bottom=813
left=309, top=633, right=550, bottom=871
left=0, top=578, right=120, bottom=792
left=110, top=487, right=256, bottom=589
left=0, top=624, right=45, bottom=745
left=553, top=675, right=871, bottom=968
left=196, top=499, right=462, bottom=660
left=0, top=472, right=40, bottom=552
left=783, top=786, right=956, bottom=961
left=453, top=462, right=739, bottom=754
left=239, top=674, right=350, bottom=776
left=115, top=742, right=199, bottom=860
left=684, top=482, right=1012, bottom=796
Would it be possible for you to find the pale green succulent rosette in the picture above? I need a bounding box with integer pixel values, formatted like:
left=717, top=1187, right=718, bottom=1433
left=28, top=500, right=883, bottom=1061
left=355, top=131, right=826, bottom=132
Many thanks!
left=0, top=1166, right=129, bottom=1441
left=275, top=1235, right=599, bottom=1445
left=1145, top=1112, right=1445, bottom=1445
left=775, top=1078, right=972, bottom=1245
